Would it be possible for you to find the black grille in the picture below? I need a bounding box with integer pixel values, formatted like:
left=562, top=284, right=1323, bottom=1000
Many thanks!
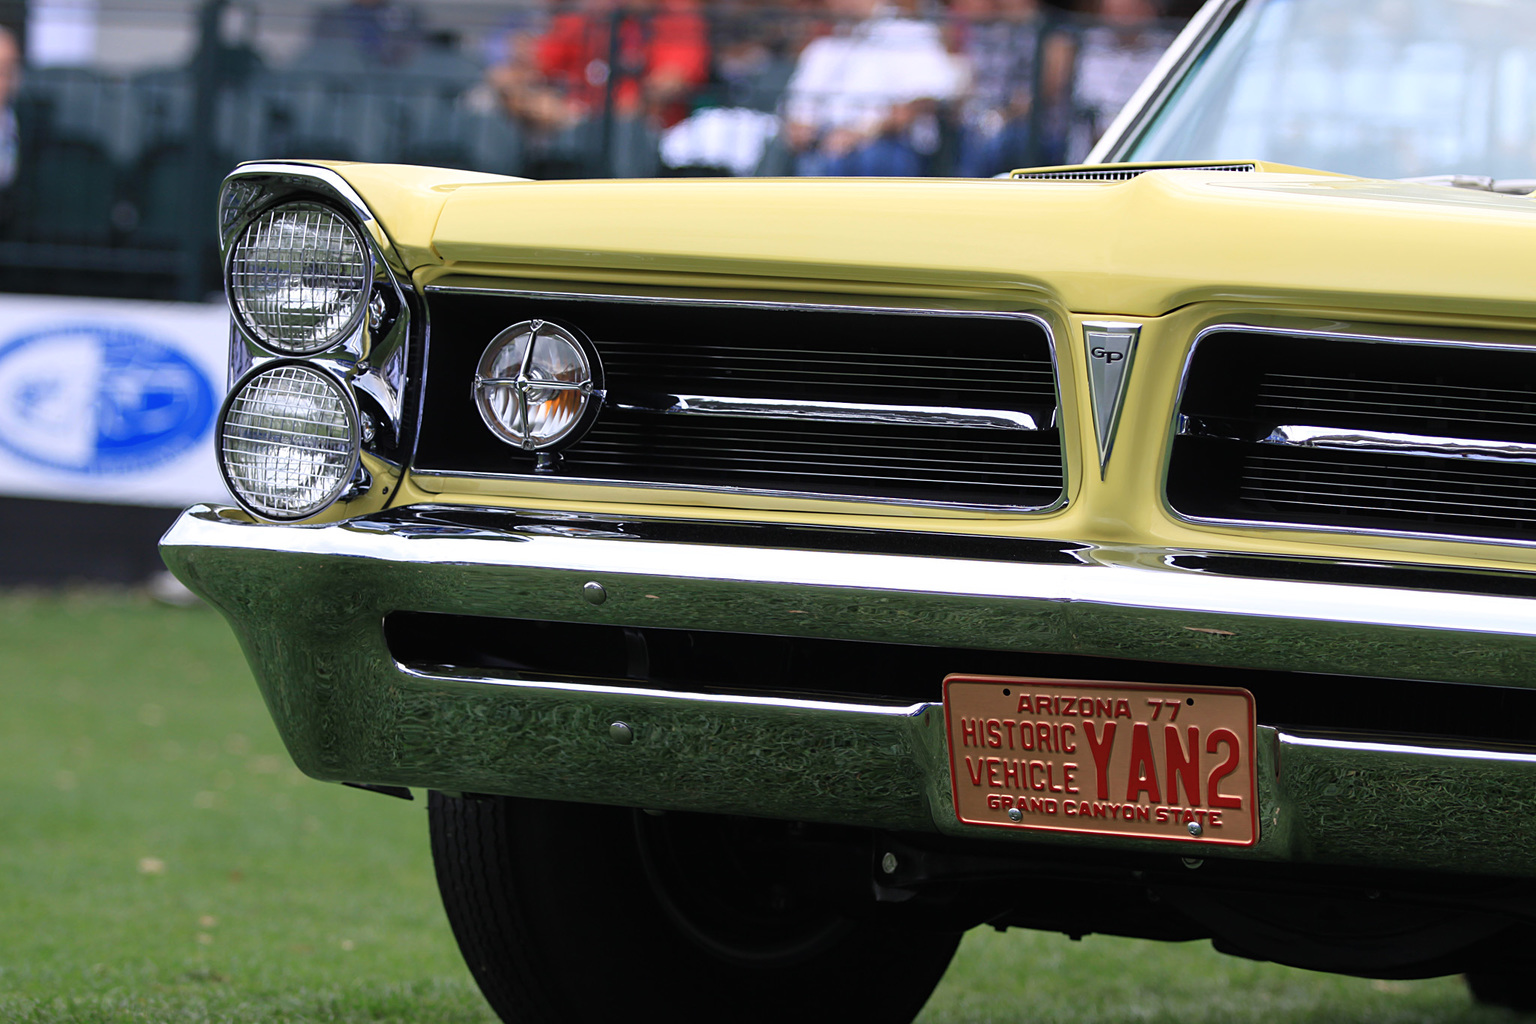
left=1169, top=329, right=1536, bottom=542
left=416, top=292, right=1062, bottom=508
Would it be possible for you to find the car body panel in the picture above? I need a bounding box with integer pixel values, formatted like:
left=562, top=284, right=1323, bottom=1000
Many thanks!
left=167, top=4, right=1536, bottom=970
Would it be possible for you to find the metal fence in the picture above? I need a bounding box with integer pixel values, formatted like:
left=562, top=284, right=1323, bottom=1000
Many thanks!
left=0, top=1, right=1185, bottom=302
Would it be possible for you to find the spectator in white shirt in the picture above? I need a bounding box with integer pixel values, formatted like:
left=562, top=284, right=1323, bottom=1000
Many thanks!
left=783, top=0, right=964, bottom=175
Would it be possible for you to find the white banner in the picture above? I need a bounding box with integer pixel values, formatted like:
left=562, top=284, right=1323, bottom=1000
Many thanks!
left=0, top=293, right=232, bottom=507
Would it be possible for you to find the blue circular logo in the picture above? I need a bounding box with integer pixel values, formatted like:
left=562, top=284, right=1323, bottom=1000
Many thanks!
left=0, top=324, right=216, bottom=474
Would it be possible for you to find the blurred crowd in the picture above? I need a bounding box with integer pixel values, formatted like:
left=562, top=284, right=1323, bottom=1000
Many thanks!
left=296, top=0, right=1178, bottom=177
left=0, top=0, right=1183, bottom=289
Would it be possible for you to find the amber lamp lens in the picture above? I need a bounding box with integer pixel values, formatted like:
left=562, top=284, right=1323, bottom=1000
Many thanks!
left=474, top=322, right=595, bottom=450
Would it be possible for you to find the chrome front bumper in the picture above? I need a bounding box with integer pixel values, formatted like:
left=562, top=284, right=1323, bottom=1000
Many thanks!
left=161, top=503, right=1536, bottom=877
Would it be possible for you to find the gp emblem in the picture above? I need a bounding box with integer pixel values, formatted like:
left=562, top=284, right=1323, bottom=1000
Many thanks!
left=1083, top=321, right=1141, bottom=476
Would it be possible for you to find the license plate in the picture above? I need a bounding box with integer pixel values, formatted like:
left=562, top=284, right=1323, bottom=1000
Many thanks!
left=944, top=675, right=1257, bottom=846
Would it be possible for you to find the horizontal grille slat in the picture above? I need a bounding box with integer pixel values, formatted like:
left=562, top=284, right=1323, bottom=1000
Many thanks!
left=582, top=439, right=1053, bottom=468
left=1267, top=372, right=1535, bottom=401
left=1252, top=495, right=1536, bottom=525
left=1169, top=329, right=1536, bottom=543
left=417, top=293, right=1063, bottom=509
left=568, top=460, right=1060, bottom=488
left=601, top=343, right=1052, bottom=369
left=1245, top=455, right=1536, bottom=493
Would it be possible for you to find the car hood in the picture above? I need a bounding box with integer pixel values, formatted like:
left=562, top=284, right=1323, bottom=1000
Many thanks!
left=331, top=163, right=1536, bottom=320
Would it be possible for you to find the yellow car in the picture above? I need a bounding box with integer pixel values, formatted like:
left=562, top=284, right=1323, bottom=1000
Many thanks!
left=162, top=0, right=1536, bottom=1020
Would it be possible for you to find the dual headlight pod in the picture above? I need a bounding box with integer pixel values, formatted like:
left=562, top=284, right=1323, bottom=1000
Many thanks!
left=220, top=199, right=372, bottom=521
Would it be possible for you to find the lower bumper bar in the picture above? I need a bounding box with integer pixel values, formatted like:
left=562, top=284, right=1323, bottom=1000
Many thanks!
left=161, top=504, right=1536, bottom=876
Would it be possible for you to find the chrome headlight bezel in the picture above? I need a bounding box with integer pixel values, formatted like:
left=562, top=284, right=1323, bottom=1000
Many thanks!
left=216, top=360, right=362, bottom=522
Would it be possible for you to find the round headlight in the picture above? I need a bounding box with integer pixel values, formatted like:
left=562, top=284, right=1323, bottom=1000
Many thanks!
left=228, top=202, right=370, bottom=354
left=474, top=320, right=602, bottom=451
left=219, top=363, right=360, bottom=520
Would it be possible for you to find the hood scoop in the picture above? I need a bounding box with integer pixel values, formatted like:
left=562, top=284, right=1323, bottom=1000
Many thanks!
left=1010, top=162, right=1257, bottom=182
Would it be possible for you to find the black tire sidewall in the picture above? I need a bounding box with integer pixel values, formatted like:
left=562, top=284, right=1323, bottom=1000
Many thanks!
left=429, top=793, right=960, bottom=1024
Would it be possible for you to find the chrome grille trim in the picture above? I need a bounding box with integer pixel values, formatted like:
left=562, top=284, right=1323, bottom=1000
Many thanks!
left=1166, top=323, right=1536, bottom=549
left=1182, top=420, right=1536, bottom=466
left=610, top=394, right=1045, bottom=431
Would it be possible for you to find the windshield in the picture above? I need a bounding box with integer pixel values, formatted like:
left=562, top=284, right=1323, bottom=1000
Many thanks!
left=1123, top=0, right=1536, bottom=180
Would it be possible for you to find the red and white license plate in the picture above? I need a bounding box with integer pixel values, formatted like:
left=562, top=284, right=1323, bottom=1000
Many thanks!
left=944, top=675, right=1257, bottom=846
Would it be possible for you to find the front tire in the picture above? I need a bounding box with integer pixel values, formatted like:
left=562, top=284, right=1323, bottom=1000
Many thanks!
left=429, top=793, right=961, bottom=1024
left=1467, top=969, right=1536, bottom=1013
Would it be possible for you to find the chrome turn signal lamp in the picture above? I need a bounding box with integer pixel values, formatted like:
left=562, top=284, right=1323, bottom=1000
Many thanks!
left=227, top=202, right=370, bottom=355
left=474, top=319, right=604, bottom=452
left=218, top=363, right=360, bottom=521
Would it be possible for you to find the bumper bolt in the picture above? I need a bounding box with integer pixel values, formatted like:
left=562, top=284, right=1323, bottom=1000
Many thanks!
left=1187, top=821, right=1203, bottom=837
left=609, top=721, right=634, bottom=744
left=881, top=852, right=898, bottom=875
left=1007, top=807, right=1023, bottom=822
left=582, top=582, right=607, bottom=605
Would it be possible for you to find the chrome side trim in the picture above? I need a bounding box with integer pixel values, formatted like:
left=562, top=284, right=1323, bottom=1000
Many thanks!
left=1164, top=320, right=1536, bottom=550
left=162, top=504, right=1536, bottom=874
left=1087, top=0, right=1247, bottom=164
left=1262, top=425, right=1536, bottom=465
left=612, top=394, right=1043, bottom=432
left=418, top=290, right=1069, bottom=516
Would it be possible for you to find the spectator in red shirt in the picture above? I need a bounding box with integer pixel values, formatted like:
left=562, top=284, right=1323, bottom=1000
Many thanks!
left=533, top=0, right=709, bottom=130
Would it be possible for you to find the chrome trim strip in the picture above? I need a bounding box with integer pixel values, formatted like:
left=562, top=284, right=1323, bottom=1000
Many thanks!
left=1272, top=729, right=1536, bottom=875
left=161, top=505, right=1536, bottom=874
left=1088, top=0, right=1246, bottom=164
left=419, top=290, right=1069, bottom=515
left=612, top=394, right=1042, bottom=432
left=407, top=468, right=1063, bottom=515
left=405, top=668, right=928, bottom=718
left=1262, top=425, right=1536, bottom=465
left=1164, top=321, right=1536, bottom=550
left=426, top=282, right=1049, bottom=319
left=1280, top=732, right=1536, bottom=766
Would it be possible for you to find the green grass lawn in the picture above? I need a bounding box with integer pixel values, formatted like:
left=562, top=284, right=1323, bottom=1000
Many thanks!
left=0, top=591, right=1512, bottom=1023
